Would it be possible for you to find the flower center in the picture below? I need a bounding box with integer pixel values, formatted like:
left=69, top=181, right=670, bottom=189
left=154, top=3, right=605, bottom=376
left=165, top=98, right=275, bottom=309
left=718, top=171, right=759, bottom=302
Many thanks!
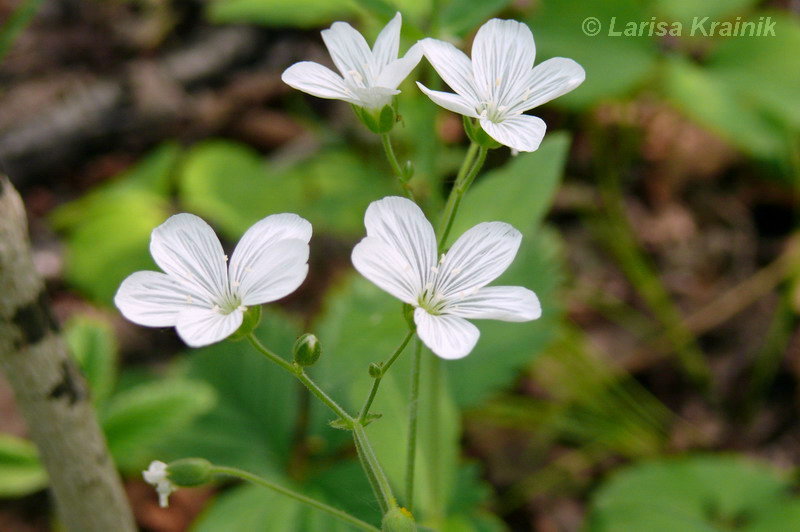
left=478, top=101, right=508, bottom=123
left=214, top=292, right=245, bottom=315
left=417, top=286, right=447, bottom=315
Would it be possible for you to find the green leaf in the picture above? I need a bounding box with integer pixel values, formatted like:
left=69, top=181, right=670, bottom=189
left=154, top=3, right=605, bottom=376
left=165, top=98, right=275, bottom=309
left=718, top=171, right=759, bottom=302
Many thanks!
left=206, top=0, right=355, bottom=28
left=178, top=140, right=396, bottom=239
left=314, top=276, right=459, bottom=524
left=449, top=133, right=570, bottom=239
left=439, top=0, right=512, bottom=36
left=663, top=55, right=785, bottom=158
left=163, top=311, right=306, bottom=476
left=50, top=143, right=180, bottom=304
left=65, top=315, right=118, bottom=407
left=529, top=0, right=660, bottom=108
left=0, top=434, right=47, bottom=498
left=101, top=379, right=216, bottom=473
left=587, top=455, right=800, bottom=532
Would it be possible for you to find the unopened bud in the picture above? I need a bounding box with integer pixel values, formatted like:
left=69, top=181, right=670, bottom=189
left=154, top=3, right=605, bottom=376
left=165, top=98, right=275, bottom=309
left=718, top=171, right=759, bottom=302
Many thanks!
left=382, top=507, right=416, bottom=531
left=369, top=363, right=382, bottom=378
left=293, top=333, right=321, bottom=366
left=167, top=458, right=212, bottom=487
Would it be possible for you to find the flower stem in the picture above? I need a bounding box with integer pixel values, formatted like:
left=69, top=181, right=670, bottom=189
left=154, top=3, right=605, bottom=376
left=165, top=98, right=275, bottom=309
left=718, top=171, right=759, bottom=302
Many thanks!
left=381, top=133, right=414, bottom=200
left=358, top=329, right=416, bottom=423
left=211, top=465, right=379, bottom=532
left=353, top=423, right=398, bottom=514
left=247, top=334, right=352, bottom=423
left=437, top=142, right=488, bottom=251
left=404, top=338, right=422, bottom=511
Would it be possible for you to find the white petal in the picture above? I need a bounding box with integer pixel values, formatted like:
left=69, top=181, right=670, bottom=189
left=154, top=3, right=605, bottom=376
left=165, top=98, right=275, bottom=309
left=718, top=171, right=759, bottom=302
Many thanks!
left=471, top=19, right=536, bottom=107
left=149, top=214, right=229, bottom=303
left=479, top=114, right=546, bottom=152
left=447, top=286, right=541, bottom=322
left=416, top=82, right=479, bottom=117
left=420, top=38, right=481, bottom=104
left=282, top=62, right=361, bottom=104
left=414, top=308, right=479, bottom=360
left=230, top=213, right=311, bottom=288
left=115, top=271, right=208, bottom=327
left=435, top=222, right=522, bottom=298
left=322, top=21, right=375, bottom=84
left=376, top=43, right=423, bottom=90
left=175, top=307, right=244, bottom=347
left=351, top=86, right=398, bottom=109
left=236, top=239, right=310, bottom=306
left=364, top=196, right=437, bottom=293
left=509, top=57, right=586, bottom=114
left=352, top=236, right=419, bottom=305
left=372, top=12, right=402, bottom=69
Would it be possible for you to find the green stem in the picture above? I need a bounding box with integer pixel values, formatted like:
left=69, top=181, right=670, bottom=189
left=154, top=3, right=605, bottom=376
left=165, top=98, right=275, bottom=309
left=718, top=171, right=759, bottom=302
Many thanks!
left=358, top=329, right=415, bottom=424
left=404, top=339, right=422, bottom=511
left=438, top=143, right=488, bottom=251
left=247, top=334, right=352, bottom=423
left=381, top=133, right=414, bottom=200
left=353, top=423, right=397, bottom=513
left=211, top=466, right=379, bottom=532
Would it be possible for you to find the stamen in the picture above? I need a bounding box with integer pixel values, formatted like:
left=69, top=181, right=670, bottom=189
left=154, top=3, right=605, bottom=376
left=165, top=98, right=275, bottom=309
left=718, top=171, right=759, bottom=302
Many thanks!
left=185, top=295, right=193, bottom=304
left=212, top=304, right=221, bottom=313
left=231, top=281, right=241, bottom=287
left=495, top=77, right=502, bottom=87
left=223, top=254, right=228, bottom=262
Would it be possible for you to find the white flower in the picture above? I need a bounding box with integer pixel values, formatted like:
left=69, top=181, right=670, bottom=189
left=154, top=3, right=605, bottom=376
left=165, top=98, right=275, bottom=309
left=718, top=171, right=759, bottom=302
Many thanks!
left=351, top=196, right=541, bottom=360
left=417, top=19, right=585, bottom=152
left=282, top=12, right=422, bottom=110
left=115, top=213, right=311, bottom=347
left=143, top=461, right=176, bottom=508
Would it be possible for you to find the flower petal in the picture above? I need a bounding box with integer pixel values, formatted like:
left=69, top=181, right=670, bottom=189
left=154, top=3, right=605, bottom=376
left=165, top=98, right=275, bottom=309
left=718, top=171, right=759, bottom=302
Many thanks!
left=352, top=236, right=419, bottom=304
left=115, top=271, right=207, bottom=327
left=281, top=62, right=360, bottom=104
left=149, top=214, right=229, bottom=303
left=479, top=114, right=546, bottom=152
left=230, top=213, right=311, bottom=288
left=364, top=196, right=437, bottom=294
left=175, top=307, right=244, bottom=347
left=376, top=43, right=423, bottom=90
left=372, top=12, right=401, bottom=70
left=447, top=286, right=541, bottom=322
left=471, top=19, right=536, bottom=107
left=235, top=238, right=310, bottom=306
left=322, top=21, right=375, bottom=84
left=414, top=308, right=479, bottom=360
left=416, top=82, right=478, bottom=117
left=420, top=38, right=481, bottom=104
left=435, top=222, right=522, bottom=298
left=351, top=86, right=398, bottom=109
left=509, top=57, right=585, bottom=114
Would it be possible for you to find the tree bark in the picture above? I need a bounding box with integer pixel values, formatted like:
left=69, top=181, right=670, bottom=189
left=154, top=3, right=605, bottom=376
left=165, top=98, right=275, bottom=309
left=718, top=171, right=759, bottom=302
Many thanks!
left=0, top=176, right=136, bottom=532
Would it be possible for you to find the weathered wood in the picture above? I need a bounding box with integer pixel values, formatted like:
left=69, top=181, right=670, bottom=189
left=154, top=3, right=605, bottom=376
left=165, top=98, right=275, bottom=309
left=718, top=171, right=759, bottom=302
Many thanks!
left=0, top=176, right=136, bottom=532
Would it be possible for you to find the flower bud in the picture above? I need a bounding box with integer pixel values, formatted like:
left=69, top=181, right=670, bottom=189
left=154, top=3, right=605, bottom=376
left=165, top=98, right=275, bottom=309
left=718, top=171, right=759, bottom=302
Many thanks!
left=368, top=363, right=383, bottom=378
left=382, top=507, right=416, bottom=531
left=293, top=333, right=321, bottom=367
left=166, top=458, right=212, bottom=487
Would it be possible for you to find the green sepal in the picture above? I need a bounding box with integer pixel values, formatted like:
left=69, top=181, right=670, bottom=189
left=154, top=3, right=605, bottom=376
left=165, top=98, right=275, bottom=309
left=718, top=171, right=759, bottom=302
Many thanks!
left=353, top=104, right=397, bottom=134
left=382, top=507, right=417, bottom=531
left=167, top=458, right=212, bottom=487
left=402, top=304, right=416, bottom=331
left=463, top=116, right=501, bottom=149
left=329, top=413, right=381, bottom=430
left=228, top=305, right=262, bottom=341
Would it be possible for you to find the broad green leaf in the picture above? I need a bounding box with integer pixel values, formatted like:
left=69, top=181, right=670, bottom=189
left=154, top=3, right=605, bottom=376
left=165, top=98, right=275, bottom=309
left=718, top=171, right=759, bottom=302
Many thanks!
left=707, top=12, right=800, bottom=130
left=0, top=434, right=47, bottom=497
left=663, top=56, right=785, bottom=158
left=50, top=143, right=179, bottom=303
left=65, top=315, right=118, bottom=407
left=314, top=276, right=459, bottom=524
left=587, top=455, right=800, bottom=532
left=163, top=311, right=306, bottom=476
left=206, top=0, right=355, bottom=27
left=178, top=140, right=396, bottom=239
left=529, top=0, right=660, bottom=108
left=102, top=379, right=216, bottom=472
left=449, top=133, right=570, bottom=239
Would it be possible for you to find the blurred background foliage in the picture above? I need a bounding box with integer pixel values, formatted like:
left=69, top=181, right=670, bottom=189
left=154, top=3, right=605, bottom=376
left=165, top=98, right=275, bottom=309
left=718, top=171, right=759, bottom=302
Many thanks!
left=1, top=0, right=800, bottom=530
